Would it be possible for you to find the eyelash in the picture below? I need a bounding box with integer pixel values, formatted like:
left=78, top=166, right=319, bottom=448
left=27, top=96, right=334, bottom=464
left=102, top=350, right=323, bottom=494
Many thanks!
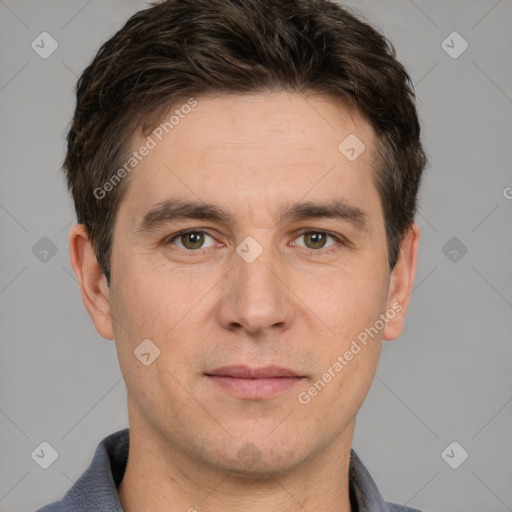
left=163, top=229, right=346, bottom=256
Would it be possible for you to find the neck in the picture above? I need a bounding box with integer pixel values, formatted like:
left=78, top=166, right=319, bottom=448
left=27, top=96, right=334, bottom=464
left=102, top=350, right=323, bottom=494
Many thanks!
left=118, top=418, right=356, bottom=512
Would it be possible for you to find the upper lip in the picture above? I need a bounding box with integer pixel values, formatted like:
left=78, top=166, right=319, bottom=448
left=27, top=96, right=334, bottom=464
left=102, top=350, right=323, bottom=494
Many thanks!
left=205, top=365, right=301, bottom=378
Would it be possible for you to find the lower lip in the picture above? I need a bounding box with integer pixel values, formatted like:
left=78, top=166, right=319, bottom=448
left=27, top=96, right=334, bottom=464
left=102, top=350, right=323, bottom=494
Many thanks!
left=206, top=376, right=303, bottom=399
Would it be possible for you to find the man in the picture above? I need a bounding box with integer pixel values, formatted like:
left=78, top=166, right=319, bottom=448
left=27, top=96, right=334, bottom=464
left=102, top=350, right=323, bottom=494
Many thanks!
left=37, top=0, right=426, bottom=510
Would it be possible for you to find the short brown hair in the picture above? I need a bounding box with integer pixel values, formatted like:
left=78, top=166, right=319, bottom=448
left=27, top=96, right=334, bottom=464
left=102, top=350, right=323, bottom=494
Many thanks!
left=63, top=0, right=427, bottom=285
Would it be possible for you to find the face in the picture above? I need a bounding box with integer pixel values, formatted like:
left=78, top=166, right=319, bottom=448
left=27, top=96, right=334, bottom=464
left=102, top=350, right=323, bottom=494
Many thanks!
left=74, top=92, right=418, bottom=477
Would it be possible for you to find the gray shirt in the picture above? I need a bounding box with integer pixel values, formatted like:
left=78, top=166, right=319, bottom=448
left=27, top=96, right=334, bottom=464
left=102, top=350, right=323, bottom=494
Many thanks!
left=35, top=428, right=422, bottom=512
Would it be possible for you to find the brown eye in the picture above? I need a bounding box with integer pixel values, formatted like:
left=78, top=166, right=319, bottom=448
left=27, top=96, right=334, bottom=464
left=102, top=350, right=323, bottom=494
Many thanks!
left=293, top=231, right=340, bottom=251
left=180, top=232, right=205, bottom=249
left=303, top=232, right=328, bottom=249
left=166, top=231, right=216, bottom=250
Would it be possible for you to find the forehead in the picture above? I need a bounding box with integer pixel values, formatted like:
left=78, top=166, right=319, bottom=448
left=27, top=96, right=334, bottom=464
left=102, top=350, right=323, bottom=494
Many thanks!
left=119, top=92, right=381, bottom=225
left=172, top=92, right=372, bottom=147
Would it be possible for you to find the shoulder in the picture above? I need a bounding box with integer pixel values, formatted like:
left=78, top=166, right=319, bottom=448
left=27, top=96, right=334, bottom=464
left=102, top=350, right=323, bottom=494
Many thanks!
left=33, top=429, right=129, bottom=512
left=34, top=503, right=61, bottom=512
left=386, top=503, right=424, bottom=512
left=349, top=449, right=425, bottom=512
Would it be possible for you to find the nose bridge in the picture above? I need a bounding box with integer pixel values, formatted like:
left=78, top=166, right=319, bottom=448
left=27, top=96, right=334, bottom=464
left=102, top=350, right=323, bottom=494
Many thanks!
left=235, top=232, right=281, bottom=300
left=221, top=232, right=291, bottom=334
left=239, top=242, right=276, bottom=286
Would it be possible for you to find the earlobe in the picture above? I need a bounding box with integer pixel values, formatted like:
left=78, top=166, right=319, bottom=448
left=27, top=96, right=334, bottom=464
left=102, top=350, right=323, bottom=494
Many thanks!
left=69, top=224, right=115, bottom=340
left=382, top=222, right=421, bottom=341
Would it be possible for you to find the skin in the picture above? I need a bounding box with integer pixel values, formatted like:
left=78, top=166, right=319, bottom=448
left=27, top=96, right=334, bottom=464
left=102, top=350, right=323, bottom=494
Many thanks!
left=69, top=92, right=420, bottom=512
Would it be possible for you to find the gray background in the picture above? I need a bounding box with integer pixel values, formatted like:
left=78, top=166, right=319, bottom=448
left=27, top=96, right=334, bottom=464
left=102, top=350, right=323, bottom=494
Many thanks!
left=1, top=1, right=511, bottom=511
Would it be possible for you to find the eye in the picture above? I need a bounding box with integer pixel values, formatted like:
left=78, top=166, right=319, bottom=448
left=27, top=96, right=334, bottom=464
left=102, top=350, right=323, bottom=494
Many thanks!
left=292, top=230, right=343, bottom=252
left=165, top=230, right=217, bottom=250
left=164, top=229, right=344, bottom=254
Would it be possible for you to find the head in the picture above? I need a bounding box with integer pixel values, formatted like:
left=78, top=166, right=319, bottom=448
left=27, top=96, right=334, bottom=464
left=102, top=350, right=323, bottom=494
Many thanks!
left=68, top=0, right=426, bottom=476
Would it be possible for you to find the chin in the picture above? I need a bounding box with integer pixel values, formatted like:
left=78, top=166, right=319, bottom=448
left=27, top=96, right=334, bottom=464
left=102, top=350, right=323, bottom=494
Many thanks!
left=200, top=435, right=310, bottom=479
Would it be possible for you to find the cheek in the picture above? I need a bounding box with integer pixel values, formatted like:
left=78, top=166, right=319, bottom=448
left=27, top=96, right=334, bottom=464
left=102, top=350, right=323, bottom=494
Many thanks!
left=316, top=264, right=389, bottom=338
left=109, top=273, right=196, bottom=411
left=111, top=251, right=178, bottom=329
left=298, top=301, right=384, bottom=425
left=323, top=345, right=381, bottom=421
left=109, top=255, right=211, bottom=376
left=303, top=261, right=388, bottom=402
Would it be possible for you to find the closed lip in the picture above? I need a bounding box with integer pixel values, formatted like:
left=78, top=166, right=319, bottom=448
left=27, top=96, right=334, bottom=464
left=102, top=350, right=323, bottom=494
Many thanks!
left=205, top=365, right=301, bottom=379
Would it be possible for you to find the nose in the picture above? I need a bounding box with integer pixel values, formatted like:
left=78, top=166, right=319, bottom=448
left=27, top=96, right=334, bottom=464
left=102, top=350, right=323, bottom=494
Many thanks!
left=215, top=237, right=295, bottom=337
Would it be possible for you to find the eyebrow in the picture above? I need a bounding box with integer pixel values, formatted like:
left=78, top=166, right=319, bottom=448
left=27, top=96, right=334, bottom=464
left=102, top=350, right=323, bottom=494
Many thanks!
left=136, top=197, right=368, bottom=234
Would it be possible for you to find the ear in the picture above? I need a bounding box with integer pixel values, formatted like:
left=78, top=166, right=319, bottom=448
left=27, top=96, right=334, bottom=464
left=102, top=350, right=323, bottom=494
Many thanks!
left=382, top=222, right=420, bottom=341
left=69, top=224, right=114, bottom=340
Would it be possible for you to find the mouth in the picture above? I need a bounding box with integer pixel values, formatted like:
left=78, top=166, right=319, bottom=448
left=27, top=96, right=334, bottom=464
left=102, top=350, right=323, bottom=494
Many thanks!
left=204, top=365, right=305, bottom=400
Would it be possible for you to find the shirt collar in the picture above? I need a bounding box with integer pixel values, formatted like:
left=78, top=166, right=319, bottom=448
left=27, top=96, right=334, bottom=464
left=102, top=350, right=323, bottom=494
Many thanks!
left=46, top=428, right=414, bottom=512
